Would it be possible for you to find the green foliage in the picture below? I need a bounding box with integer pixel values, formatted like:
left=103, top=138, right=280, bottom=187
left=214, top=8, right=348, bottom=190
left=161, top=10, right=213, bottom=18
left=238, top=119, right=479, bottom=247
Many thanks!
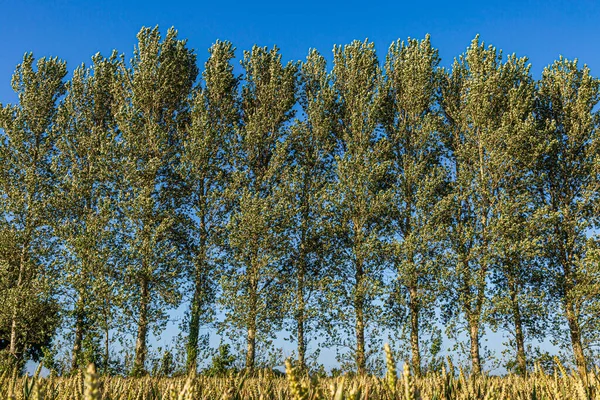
left=533, top=56, right=600, bottom=372
left=282, top=48, right=336, bottom=370
left=219, top=44, right=297, bottom=370
left=323, top=39, right=391, bottom=375
left=381, top=34, right=447, bottom=377
left=182, top=40, right=239, bottom=372
left=111, top=26, right=198, bottom=375
left=205, top=344, right=238, bottom=377
left=0, top=26, right=599, bottom=378
left=440, top=37, right=545, bottom=374
left=0, top=53, right=67, bottom=370
left=53, top=51, right=123, bottom=373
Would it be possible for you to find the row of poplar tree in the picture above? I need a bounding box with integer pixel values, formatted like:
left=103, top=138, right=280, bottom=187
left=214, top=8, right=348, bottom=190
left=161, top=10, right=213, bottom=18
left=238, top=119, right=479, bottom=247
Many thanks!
left=1, top=26, right=599, bottom=377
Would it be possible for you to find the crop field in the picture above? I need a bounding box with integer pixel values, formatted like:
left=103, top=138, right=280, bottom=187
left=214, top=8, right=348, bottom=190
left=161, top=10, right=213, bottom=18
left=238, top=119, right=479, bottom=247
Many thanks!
left=2, top=356, right=600, bottom=400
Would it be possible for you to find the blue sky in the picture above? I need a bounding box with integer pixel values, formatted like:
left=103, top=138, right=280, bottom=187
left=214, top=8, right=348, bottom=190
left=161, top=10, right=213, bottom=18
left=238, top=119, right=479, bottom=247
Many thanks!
left=1, top=0, right=599, bottom=101
left=2, top=0, right=599, bottom=372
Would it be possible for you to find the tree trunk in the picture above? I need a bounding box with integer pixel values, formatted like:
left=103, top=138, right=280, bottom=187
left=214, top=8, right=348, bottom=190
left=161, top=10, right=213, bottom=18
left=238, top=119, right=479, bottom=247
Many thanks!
left=71, top=295, right=85, bottom=371
left=507, top=274, right=527, bottom=375
left=246, top=323, right=256, bottom=370
left=468, top=317, right=481, bottom=375
left=133, top=277, right=149, bottom=375
left=565, top=296, right=587, bottom=375
left=408, top=285, right=421, bottom=377
left=297, top=313, right=306, bottom=370
left=296, top=249, right=307, bottom=371
left=246, top=269, right=258, bottom=371
left=8, top=310, right=19, bottom=363
left=355, top=304, right=366, bottom=375
left=355, top=260, right=366, bottom=375
left=102, top=289, right=111, bottom=374
left=9, top=245, right=28, bottom=364
left=187, top=202, right=209, bottom=372
left=186, top=267, right=205, bottom=372
left=296, top=296, right=306, bottom=371
left=104, top=325, right=110, bottom=374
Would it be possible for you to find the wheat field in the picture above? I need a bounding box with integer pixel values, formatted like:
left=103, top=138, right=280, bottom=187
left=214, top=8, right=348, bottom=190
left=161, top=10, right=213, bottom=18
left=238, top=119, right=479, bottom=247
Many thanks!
left=2, top=347, right=599, bottom=400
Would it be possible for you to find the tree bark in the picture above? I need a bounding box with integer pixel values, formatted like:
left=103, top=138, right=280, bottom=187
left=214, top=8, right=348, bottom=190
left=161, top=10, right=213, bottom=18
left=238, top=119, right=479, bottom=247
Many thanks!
left=104, top=324, right=110, bottom=374
left=355, top=259, right=366, bottom=375
left=408, top=285, right=422, bottom=377
left=565, top=295, right=587, bottom=375
left=296, top=178, right=310, bottom=371
left=246, top=323, right=256, bottom=370
left=246, top=269, right=258, bottom=371
left=186, top=268, right=205, bottom=372
left=507, top=274, right=527, bottom=375
left=102, top=286, right=111, bottom=374
left=355, top=305, right=366, bottom=375
left=296, top=261, right=307, bottom=370
left=133, top=277, right=149, bottom=375
left=187, top=186, right=210, bottom=372
left=71, top=294, right=85, bottom=371
left=9, top=244, right=28, bottom=364
left=468, top=317, right=481, bottom=375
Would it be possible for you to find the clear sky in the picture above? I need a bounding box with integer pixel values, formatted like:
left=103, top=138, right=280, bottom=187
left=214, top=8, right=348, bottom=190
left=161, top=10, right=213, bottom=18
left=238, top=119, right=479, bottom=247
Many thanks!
left=2, top=0, right=599, bottom=371
left=1, top=0, right=599, bottom=98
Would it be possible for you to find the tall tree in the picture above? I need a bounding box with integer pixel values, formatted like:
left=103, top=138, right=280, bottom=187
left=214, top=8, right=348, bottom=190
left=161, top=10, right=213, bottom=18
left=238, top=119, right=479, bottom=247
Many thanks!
left=182, top=40, right=239, bottom=372
left=0, top=54, right=67, bottom=369
left=441, top=38, right=536, bottom=374
left=112, top=27, right=198, bottom=375
left=533, top=57, right=600, bottom=374
left=381, top=36, right=446, bottom=377
left=0, top=226, right=60, bottom=371
left=283, top=49, right=336, bottom=370
left=325, top=40, right=390, bottom=375
left=220, top=45, right=296, bottom=370
left=484, top=54, right=545, bottom=375
left=53, top=52, right=122, bottom=372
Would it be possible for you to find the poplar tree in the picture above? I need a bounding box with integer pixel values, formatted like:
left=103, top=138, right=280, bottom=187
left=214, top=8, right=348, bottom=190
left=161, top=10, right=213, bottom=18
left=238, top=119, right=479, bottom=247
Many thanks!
left=533, top=57, right=600, bottom=374
left=0, top=226, right=59, bottom=370
left=381, top=36, right=446, bottom=376
left=0, top=54, right=66, bottom=368
left=484, top=55, right=544, bottom=375
left=220, top=45, right=297, bottom=370
left=441, top=38, right=535, bottom=374
left=112, top=27, right=198, bottom=375
left=326, top=40, right=391, bottom=375
left=53, top=53, right=121, bottom=371
left=182, top=40, right=239, bottom=372
left=284, top=49, right=336, bottom=370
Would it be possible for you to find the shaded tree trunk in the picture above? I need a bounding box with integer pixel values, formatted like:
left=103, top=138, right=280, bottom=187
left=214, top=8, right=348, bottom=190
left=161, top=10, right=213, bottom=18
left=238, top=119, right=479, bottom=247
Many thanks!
left=186, top=266, right=206, bottom=372
left=565, top=295, right=587, bottom=375
left=296, top=259, right=307, bottom=370
left=562, top=252, right=587, bottom=375
left=355, top=259, right=366, bottom=375
left=245, top=271, right=258, bottom=371
left=104, top=325, right=110, bottom=374
left=507, top=272, right=527, bottom=375
left=102, top=287, right=111, bottom=374
left=71, top=294, right=85, bottom=371
left=408, top=285, right=422, bottom=377
left=187, top=186, right=210, bottom=372
left=296, top=198, right=309, bottom=370
left=133, top=277, right=149, bottom=375
left=9, top=244, right=28, bottom=363
left=355, top=305, right=366, bottom=375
